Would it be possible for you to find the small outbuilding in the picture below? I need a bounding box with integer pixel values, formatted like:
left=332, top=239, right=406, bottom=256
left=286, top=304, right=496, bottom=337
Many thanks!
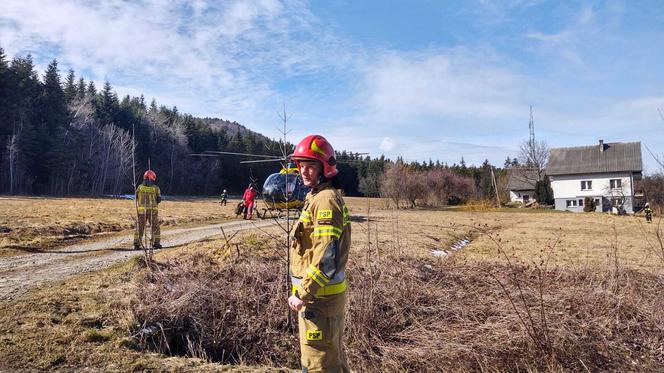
left=506, top=168, right=539, bottom=205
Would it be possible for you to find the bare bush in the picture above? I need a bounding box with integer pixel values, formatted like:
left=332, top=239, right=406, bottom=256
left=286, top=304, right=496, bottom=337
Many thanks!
left=132, top=248, right=664, bottom=372
left=380, top=162, right=409, bottom=208
left=381, top=165, right=476, bottom=208
left=640, top=174, right=664, bottom=210
left=425, top=168, right=476, bottom=206
left=347, top=256, right=664, bottom=372
left=132, top=254, right=298, bottom=367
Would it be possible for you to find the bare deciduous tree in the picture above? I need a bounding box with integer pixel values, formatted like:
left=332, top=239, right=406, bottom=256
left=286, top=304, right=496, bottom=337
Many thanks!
left=518, top=139, right=549, bottom=182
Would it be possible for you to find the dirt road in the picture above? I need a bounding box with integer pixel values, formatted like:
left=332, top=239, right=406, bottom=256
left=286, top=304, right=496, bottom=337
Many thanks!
left=0, top=219, right=280, bottom=301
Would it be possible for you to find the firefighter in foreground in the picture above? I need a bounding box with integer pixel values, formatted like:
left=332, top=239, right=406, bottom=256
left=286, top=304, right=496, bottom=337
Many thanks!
left=288, top=135, right=351, bottom=373
left=134, top=170, right=162, bottom=249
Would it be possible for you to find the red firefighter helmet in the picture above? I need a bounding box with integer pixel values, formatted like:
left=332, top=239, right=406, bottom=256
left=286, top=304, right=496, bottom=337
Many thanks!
left=292, top=135, right=338, bottom=178
left=143, top=170, right=157, bottom=181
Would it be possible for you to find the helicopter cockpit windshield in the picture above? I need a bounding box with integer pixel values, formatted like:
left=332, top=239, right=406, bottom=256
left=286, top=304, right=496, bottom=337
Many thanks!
left=262, top=172, right=309, bottom=205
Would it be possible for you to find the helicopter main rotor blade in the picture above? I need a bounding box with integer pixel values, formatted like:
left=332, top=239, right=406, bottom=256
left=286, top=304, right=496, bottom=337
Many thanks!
left=240, top=158, right=287, bottom=164
left=203, top=151, right=283, bottom=159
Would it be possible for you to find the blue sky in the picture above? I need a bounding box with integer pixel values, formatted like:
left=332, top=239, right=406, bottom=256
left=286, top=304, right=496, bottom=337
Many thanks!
left=1, top=0, right=663, bottom=172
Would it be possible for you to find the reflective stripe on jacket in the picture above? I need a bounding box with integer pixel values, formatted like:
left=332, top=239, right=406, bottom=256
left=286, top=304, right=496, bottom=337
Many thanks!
left=290, top=181, right=351, bottom=302
left=136, top=184, right=161, bottom=212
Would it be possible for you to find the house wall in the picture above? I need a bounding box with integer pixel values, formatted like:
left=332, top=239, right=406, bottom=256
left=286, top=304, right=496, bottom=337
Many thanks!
left=509, top=190, right=535, bottom=203
left=550, top=172, right=635, bottom=213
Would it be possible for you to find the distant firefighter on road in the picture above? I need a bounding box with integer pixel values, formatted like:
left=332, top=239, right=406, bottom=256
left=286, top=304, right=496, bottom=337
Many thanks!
left=134, top=170, right=162, bottom=250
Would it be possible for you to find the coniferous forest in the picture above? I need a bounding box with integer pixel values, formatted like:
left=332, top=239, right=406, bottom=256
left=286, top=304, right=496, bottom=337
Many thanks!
left=0, top=48, right=507, bottom=199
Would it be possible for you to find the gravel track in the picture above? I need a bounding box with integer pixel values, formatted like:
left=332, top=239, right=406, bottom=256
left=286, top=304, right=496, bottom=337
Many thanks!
left=0, top=219, right=280, bottom=301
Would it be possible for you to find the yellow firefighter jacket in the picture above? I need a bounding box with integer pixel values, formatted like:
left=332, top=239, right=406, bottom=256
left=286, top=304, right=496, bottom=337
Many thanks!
left=290, top=181, right=351, bottom=302
left=136, top=183, right=161, bottom=213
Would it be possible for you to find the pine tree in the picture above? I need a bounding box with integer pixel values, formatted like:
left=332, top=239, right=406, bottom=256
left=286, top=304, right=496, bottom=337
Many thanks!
left=149, top=98, right=158, bottom=114
left=98, top=80, right=119, bottom=124
left=77, top=77, right=86, bottom=98
left=12, top=55, right=42, bottom=193
left=64, top=69, right=77, bottom=102
left=86, top=81, right=97, bottom=98
left=535, top=175, right=554, bottom=204
left=0, top=47, right=11, bottom=138
left=33, top=59, right=69, bottom=192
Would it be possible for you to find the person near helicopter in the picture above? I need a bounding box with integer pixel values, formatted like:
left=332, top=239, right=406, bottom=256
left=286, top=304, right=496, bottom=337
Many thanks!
left=220, top=189, right=228, bottom=206
left=242, top=183, right=258, bottom=220
left=287, top=134, right=351, bottom=373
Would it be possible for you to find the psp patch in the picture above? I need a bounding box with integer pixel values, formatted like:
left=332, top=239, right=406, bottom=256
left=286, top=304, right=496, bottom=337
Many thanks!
left=306, top=330, right=323, bottom=341
left=317, top=209, right=333, bottom=220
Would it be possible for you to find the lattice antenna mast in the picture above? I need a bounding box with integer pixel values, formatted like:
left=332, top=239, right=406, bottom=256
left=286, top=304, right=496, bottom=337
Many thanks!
left=528, top=105, right=535, bottom=149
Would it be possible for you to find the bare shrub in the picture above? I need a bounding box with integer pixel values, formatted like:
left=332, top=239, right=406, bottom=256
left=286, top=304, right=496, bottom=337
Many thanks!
left=425, top=168, right=476, bottom=206
left=346, top=254, right=664, bottom=372
left=380, top=162, right=409, bottom=208
left=381, top=165, right=476, bottom=208
left=132, top=253, right=298, bottom=367
left=640, top=174, right=664, bottom=210
left=131, top=247, right=664, bottom=372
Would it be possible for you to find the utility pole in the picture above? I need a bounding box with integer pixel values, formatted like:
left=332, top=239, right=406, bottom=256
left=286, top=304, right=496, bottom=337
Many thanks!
left=491, top=166, right=501, bottom=207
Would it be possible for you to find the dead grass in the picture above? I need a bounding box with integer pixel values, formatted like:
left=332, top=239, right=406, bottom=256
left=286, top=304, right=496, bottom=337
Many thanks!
left=0, top=229, right=294, bottom=372
left=2, top=197, right=664, bottom=372
left=0, top=196, right=239, bottom=254
left=130, top=236, right=664, bottom=372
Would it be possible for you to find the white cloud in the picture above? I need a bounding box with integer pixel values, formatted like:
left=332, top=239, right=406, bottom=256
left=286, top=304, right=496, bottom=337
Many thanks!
left=358, top=49, right=527, bottom=125
left=1, top=0, right=662, bottom=172
left=0, top=0, right=346, bottom=131
left=379, top=137, right=395, bottom=152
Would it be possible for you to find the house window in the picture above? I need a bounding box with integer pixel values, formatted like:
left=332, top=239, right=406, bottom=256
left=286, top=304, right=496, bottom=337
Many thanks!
left=610, top=179, right=622, bottom=189
left=566, top=200, right=578, bottom=208
left=594, top=198, right=601, bottom=207
left=611, top=197, right=623, bottom=207
left=578, top=199, right=584, bottom=206
left=580, top=180, right=592, bottom=190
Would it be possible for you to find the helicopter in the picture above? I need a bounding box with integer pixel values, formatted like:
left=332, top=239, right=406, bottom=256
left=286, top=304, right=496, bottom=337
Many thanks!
left=190, top=150, right=310, bottom=218
left=190, top=149, right=369, bottom=218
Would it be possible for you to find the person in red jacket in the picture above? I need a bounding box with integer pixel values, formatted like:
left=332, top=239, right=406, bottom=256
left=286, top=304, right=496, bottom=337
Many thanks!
left=242, top=184, right=258, bottom=220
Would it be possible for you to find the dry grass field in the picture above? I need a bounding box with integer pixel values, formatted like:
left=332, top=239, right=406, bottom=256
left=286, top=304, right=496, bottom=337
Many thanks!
left=0, top=196, right=242, bottom=254
left=1, top=196, right=663, bottom=372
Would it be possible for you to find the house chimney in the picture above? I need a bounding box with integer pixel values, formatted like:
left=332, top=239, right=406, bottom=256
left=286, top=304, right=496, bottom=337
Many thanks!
left=599, top=139, right=604, bottom=152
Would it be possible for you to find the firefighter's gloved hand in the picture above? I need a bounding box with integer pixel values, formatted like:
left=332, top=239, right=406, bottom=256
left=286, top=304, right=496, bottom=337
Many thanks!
left=288, top=295, right=304, bottom=312
left=157, top=196, right=162, bottom=204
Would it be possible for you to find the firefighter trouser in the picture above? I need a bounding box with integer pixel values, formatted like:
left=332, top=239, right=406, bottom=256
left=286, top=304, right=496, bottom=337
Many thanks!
left=298, top=292, right=350, bottom=373
left=646, top=212, right=652, bottom=222
left=134, top=211, right=160, bottom=246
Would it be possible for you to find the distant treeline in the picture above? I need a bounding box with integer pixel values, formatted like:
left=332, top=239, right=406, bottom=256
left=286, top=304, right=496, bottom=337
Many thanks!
left=0, top=48, right=509, bottom=199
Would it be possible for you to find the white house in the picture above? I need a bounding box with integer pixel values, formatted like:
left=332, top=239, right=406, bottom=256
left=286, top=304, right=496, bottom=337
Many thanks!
left=507, top=168, right=538, bottom=204
left=547, top=140, right=642, bottom=213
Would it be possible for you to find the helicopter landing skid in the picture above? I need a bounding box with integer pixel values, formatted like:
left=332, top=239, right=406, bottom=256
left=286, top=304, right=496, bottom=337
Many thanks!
left=259, top=208, right=300, bottom=220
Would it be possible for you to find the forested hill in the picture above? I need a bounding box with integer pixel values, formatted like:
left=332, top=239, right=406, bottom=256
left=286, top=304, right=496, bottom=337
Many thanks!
left=0, top=50, right=387, bottom=196
left=0, top=49, right=507, bottom=199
